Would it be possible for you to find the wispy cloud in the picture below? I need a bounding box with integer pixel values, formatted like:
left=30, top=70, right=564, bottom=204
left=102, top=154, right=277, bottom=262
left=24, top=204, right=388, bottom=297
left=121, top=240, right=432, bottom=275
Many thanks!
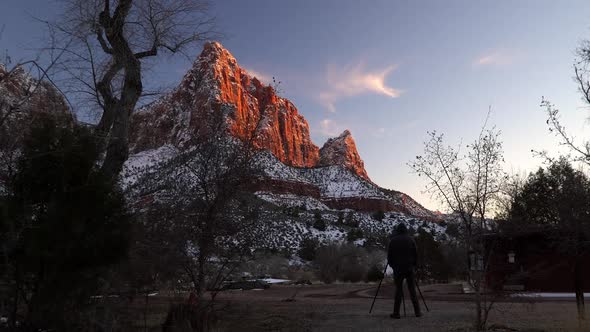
left=243, top=67, right=272, bottom=84
left=473, top=50, right=520, bottom=67
left=318, top=118, right=345, bottom=137
left=371, top=127, right=387, bottom=138
left=319, top=62, right=402, bottom=112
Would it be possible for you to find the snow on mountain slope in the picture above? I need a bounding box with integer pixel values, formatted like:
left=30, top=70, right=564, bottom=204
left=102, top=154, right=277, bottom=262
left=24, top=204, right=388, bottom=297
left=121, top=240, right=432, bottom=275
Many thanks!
left=304, top=166, right=386, bottom=199
left=122, top=142, right=449, bottom=254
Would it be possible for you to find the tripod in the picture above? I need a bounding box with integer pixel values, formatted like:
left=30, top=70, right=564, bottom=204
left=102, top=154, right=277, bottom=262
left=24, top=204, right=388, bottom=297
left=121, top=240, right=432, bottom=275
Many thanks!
left=415, top=281, right=430, bottom=312
left=369, top=263, right=388, bottom=314
left=369, top=263, right=430, bottom=314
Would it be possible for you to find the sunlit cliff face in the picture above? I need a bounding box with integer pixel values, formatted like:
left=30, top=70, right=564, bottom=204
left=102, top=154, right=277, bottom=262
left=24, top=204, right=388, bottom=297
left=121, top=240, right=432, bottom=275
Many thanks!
left=129, top=42, right=370, bottom=180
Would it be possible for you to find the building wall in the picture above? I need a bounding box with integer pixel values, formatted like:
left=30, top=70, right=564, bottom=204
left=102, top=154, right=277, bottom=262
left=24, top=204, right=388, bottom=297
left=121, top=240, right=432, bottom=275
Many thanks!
left=485, top=234, right=590, bottom=292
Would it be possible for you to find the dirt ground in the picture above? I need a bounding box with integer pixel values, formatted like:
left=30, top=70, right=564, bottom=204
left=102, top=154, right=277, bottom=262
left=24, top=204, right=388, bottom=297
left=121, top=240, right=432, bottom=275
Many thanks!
left=118, top=283, right=589, bottom=331
left=213, top=283, right=589, bottom=332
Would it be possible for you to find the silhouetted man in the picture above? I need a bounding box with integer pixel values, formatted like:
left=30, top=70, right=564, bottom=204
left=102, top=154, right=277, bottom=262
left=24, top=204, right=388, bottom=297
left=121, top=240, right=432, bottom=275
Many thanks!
left=387, top=223, right=422, bottom=319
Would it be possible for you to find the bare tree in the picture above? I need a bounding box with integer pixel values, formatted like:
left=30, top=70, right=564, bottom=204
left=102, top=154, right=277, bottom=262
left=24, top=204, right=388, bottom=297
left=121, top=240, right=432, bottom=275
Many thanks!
left=494, top=171, right=527, bottom=221
left=125, top=109, right=267, bottom=330
left=408, top=112, right=505, bottom=331
left=540, top=40, right=590, bottom=165
left=48, top=0, right=219, bottom=180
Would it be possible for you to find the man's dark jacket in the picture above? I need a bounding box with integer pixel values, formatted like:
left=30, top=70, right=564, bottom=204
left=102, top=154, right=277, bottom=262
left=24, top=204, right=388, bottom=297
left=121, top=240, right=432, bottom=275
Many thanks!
left=387, top=232, right=417, bottom=274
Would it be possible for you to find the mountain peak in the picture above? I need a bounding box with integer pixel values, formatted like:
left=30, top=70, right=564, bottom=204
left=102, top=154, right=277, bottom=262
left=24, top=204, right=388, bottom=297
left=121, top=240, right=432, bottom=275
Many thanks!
left=338, top=129, right=352, bottom=138
left=206, top=41, right=226, bottom=51
left=130, top=41, right=320, bottom=167
left=319, top=130, right=370, bottom=181
left=200, top=41, right=236, bottom=63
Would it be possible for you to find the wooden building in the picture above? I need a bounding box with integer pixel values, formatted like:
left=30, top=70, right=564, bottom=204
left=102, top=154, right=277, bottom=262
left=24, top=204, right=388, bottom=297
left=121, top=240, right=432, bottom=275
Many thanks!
left=484, top=229, right=590, bottom=292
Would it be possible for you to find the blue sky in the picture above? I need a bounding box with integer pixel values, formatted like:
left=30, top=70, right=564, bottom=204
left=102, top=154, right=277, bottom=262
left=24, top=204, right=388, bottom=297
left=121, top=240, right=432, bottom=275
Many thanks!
left=3, top=1, right=590, bottom=210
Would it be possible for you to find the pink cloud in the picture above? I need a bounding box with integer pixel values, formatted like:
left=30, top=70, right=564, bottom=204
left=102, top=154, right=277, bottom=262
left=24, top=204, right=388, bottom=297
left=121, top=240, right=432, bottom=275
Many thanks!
left=473, top=50, right=521, bottom=67
left=319, top=62, right=402, bottom=112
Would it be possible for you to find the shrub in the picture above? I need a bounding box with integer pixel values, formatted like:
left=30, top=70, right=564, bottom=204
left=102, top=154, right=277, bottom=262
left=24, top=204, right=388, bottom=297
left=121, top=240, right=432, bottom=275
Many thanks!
left=363, top=232, right=390, bottom=250
left=446, top=222, right=460, bottom=239
left=285, top=206, right=301, bottom=218
left=298, top=238, right=319, bottom=261
left=315, top=243, right=368, bottom=283
left=347, top=228, right=364, bottom=242
left=313, top=211, right=326, bottom=231
left=415, top=229, right=452, bottom=281
left=372, top=210, right=385, bottom=221
left=345, top=212, right=359, bottom=227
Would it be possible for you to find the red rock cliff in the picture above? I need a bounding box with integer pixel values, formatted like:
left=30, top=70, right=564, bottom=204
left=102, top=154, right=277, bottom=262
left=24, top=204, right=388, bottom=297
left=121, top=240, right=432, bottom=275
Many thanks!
left=319, top=130, right=370, bottom=180
left=130, top=42, right=320, bottom=167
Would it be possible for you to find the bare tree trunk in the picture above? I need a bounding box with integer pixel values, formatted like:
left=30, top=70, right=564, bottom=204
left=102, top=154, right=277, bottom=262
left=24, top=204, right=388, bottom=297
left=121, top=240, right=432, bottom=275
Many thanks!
left=143, top=291, right=149, bottom=332
left=197, top=251, right=206, bottom=299
left=98, top=58, right=143, bottom=181
left=474, top=277, right=483, bottom=331
left=95, top=1, right=144, bottom=181
left=575, top=256, right=586, bottom=321
left=9, top=265, right=19, bottom=330
left=100, top=91, right=135, bottom=180
left=195, top=250, right=210, bottom=332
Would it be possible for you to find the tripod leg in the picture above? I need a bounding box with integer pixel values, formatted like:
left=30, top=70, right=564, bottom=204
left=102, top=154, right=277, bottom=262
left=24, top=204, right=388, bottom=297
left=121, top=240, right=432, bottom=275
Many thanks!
left=416, top=282, right=430, bottom=312
left=369, top=263, right=388, bottom=314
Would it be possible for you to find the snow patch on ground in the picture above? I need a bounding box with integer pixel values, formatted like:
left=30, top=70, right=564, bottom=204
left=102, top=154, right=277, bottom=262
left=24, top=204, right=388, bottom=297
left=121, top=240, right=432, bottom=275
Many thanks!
left=511, top=293, right=590, bottom=298
left=255, top=192, right=330, bottom=210
left=259, top=278, right=290, bottom=284
left=121, top=145, right=177, bottom=189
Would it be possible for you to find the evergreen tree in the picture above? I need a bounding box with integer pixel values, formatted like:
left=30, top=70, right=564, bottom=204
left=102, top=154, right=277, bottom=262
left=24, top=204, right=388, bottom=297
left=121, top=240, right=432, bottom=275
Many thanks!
left=506, top=158, right=590, bottom=320
left=0, top=113, right=131, bottom=330
left=414, top=228, right=450, bottom=281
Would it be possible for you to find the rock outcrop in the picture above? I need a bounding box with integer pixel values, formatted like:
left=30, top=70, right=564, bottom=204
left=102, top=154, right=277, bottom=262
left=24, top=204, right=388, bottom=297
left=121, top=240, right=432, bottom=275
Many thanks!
left=0, top=65, right=70, bottom=118
left=130, top=41, right=320, bottom=167
left=319, top=130, right=369, bottom=180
